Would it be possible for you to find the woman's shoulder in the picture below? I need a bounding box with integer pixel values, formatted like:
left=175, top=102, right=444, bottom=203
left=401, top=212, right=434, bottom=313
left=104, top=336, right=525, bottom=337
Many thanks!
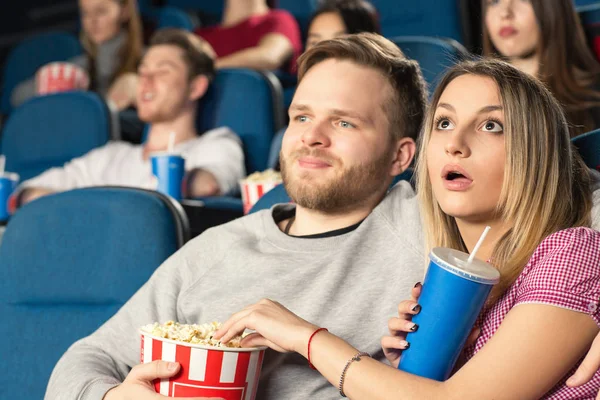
left=524, top=227, right=600, bottom=282
left=531, top=227, right=600, bottom=263
left=539, top=227, right=600, bottom=249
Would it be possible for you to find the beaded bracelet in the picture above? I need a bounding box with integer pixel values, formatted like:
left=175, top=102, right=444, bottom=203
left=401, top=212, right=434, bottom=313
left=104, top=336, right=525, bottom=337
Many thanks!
left=339, top=351, right=370, bottom=397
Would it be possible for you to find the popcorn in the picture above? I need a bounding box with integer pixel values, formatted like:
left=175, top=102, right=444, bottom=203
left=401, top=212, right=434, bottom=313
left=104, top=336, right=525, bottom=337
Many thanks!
left=242, top=169, right=282, bottom=183
left=140, top=321, right=245, bottom=348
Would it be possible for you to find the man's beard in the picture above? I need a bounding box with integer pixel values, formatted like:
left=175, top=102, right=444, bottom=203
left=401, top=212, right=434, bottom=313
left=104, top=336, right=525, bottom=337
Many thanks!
left=280, top=147, right=394, bottom=214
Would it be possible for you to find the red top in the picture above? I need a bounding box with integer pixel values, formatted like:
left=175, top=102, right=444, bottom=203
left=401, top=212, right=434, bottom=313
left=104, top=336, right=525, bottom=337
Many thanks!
left=195, top=10, right=302, bottom=74
left=462, top=227, right=600, bottom=399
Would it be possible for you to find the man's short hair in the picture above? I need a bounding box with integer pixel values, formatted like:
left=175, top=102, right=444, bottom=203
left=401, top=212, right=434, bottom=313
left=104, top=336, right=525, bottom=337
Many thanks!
left=149, top=28, right=216, bottom=82
left=297, top=32, right=427, bottom=141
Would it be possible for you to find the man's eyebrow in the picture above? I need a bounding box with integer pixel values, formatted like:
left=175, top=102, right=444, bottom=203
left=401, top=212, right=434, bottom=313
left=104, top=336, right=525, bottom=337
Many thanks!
left=329, top=108, right=370, bottom=124
left=289, top=104, right=312, bottom=112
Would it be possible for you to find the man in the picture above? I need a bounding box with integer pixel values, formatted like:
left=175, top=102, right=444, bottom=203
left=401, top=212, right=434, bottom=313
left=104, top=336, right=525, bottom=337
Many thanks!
left=13, top=29, right=245, bottom=208
left=44, top=33, right=427, bottom=399
left=195, top=0, right=302, bottom=73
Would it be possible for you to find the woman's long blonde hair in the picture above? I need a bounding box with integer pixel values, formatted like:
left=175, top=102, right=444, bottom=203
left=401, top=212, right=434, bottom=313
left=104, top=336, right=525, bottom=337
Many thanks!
left=416, top=58, right=592, bottom=303
left=80, top=0, right=143, bottom=89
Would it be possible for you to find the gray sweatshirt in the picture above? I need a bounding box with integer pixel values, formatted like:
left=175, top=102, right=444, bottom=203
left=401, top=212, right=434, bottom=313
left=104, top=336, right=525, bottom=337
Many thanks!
left=44, top=174, right=600, bottom=399
left=44, top=181, right=426, bottom=399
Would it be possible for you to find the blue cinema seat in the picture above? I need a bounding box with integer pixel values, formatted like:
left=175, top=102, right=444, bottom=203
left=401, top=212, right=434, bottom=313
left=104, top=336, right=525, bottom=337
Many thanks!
left=371, top=0, right=466, bottom=43
left=0, top=186, right=190, bottom=399
left=572, top=129, right=600, bottom=171
left=198, top=68, right=285, bottom=175
left=195, top=68, right=284, bottom=212
left=1, top=91, right=110, bottom=182
left=157, top=6, right=195, bottom=31
left=391, top=36, right=469, bottom=90
left=0, top=32, right=82, bottom=115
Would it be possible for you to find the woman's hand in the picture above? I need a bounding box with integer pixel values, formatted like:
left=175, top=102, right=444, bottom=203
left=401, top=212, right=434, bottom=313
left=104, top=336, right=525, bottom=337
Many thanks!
left=213, top=299, right=319, bottom=355
left=382, top=282, right=481, bottom=370
left=382, top=283, right=423, bottom=368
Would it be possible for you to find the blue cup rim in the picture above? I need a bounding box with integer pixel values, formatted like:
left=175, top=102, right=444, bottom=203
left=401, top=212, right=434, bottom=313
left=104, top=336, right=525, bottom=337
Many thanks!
left=429, top=247, right=500, bottom=285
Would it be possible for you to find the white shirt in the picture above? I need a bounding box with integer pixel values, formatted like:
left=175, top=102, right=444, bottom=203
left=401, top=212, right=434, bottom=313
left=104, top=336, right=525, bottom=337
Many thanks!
left=19, top=127, right=245, bottom=196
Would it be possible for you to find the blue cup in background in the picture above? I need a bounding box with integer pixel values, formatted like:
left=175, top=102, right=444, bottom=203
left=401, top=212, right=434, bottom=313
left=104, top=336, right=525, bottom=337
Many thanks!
left=398, top=247, right=500, bottom=381
left=150, top=153, right=185, bottom=201
left=0, top=173, right=19, bottom=221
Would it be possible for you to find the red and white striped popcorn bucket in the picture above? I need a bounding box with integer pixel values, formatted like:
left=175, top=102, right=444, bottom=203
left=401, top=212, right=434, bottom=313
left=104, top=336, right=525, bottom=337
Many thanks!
left=35, top=62, right=90, bottom=95
left=240, top=180, right=282, bottom=215
left=140, top=331, right=266, bottom=399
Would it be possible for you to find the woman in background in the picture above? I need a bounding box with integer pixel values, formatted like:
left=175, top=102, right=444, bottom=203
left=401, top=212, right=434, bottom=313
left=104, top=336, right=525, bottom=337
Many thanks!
left=483, top=0, right=600, bottom=137
left=306, top=0, right=380, bottom=50
left=11, top=0, right=143, bottom=108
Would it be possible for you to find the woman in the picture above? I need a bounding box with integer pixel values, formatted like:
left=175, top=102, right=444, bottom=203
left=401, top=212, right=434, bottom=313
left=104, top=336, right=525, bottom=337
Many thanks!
left=483, top=0, right=600, bottom=137
left=305, top=0, right=380, bottom=50
left=11, top=0, right=143, bottom=109
left=214, top=58, right=600, bottom=398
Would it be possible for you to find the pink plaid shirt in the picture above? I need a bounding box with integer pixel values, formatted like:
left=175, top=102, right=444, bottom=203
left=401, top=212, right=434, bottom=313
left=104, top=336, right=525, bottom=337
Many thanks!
left=462, top=227, right=600, bottom=399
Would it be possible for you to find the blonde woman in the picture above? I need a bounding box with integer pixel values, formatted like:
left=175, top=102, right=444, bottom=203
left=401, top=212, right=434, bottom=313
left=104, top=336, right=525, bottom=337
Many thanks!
left=214, top=58, right=600, bottom=399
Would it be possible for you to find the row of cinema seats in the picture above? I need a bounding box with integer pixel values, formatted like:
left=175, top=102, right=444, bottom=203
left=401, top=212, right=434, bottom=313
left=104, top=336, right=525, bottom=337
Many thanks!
left=2, top=126, right=600, bottom=399
left=0, top=34, right=469, bottom=212
left=4, top=0, right=600, bottom=119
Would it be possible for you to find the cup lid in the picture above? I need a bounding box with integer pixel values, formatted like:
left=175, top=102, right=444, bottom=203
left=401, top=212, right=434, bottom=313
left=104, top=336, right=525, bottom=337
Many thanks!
left=429, top=247, right=500, bottom=285
left=0, top=172, right=19, bottom=181
left=149, top=151, right=182, bottom=157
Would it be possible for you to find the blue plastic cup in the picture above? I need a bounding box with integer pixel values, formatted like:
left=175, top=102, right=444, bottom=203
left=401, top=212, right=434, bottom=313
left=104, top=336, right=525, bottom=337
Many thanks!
left=398, top=247, right=500, bottom=381
left=0, top=173, right=19, bottom=221
left=150, top=152, right=185, bottom=201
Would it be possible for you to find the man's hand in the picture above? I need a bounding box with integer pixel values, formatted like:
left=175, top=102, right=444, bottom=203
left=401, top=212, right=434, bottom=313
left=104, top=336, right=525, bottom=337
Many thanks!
left=567, top=331, right=600, bottom=398
left=20, top=187, right=55, bottom=205
left=104, top=360, right=223, bottom=400
left=185, top=169, right=220, bottom=198
left=107, top=73, right=139, bottom=111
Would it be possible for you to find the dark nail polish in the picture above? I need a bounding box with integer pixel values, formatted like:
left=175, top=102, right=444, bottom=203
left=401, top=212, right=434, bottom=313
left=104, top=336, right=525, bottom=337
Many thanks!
left=410, top=323, right=419, bottom=332
left=404, top=341, right=410, bottom=349
left=413, top=282, right=422, bottom=288
left=411, top=304, right=422, bottom=314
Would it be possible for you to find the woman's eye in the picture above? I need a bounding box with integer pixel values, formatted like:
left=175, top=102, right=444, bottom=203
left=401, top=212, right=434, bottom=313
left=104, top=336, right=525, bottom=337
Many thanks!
left=482, top=121, right=503, bottom=133
left=436, top=119, right=454, bottom=130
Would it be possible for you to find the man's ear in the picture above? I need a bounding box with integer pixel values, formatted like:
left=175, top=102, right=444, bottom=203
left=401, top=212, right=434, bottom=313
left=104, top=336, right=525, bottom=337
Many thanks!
left=189, top=75, right=209, bottom=101
left=390, top=137, right=416, bottom=176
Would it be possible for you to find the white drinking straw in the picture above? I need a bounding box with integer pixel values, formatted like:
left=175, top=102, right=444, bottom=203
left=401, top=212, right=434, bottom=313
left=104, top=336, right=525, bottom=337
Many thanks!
left=167, top=131, right=176, bottom=153
left=468, top=226, right=491, bottom=263
left=0, top=155, right=5, bottom=175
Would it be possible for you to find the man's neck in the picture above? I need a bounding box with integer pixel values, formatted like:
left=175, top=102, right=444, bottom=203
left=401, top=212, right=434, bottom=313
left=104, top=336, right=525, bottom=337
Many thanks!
left=280, top=205, right=373, bottom=237
left=143, top=109, right=198, bottom=157
left=455, top=218, right=511, bottom=263
left=222, top=0, right=269, bottom=27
